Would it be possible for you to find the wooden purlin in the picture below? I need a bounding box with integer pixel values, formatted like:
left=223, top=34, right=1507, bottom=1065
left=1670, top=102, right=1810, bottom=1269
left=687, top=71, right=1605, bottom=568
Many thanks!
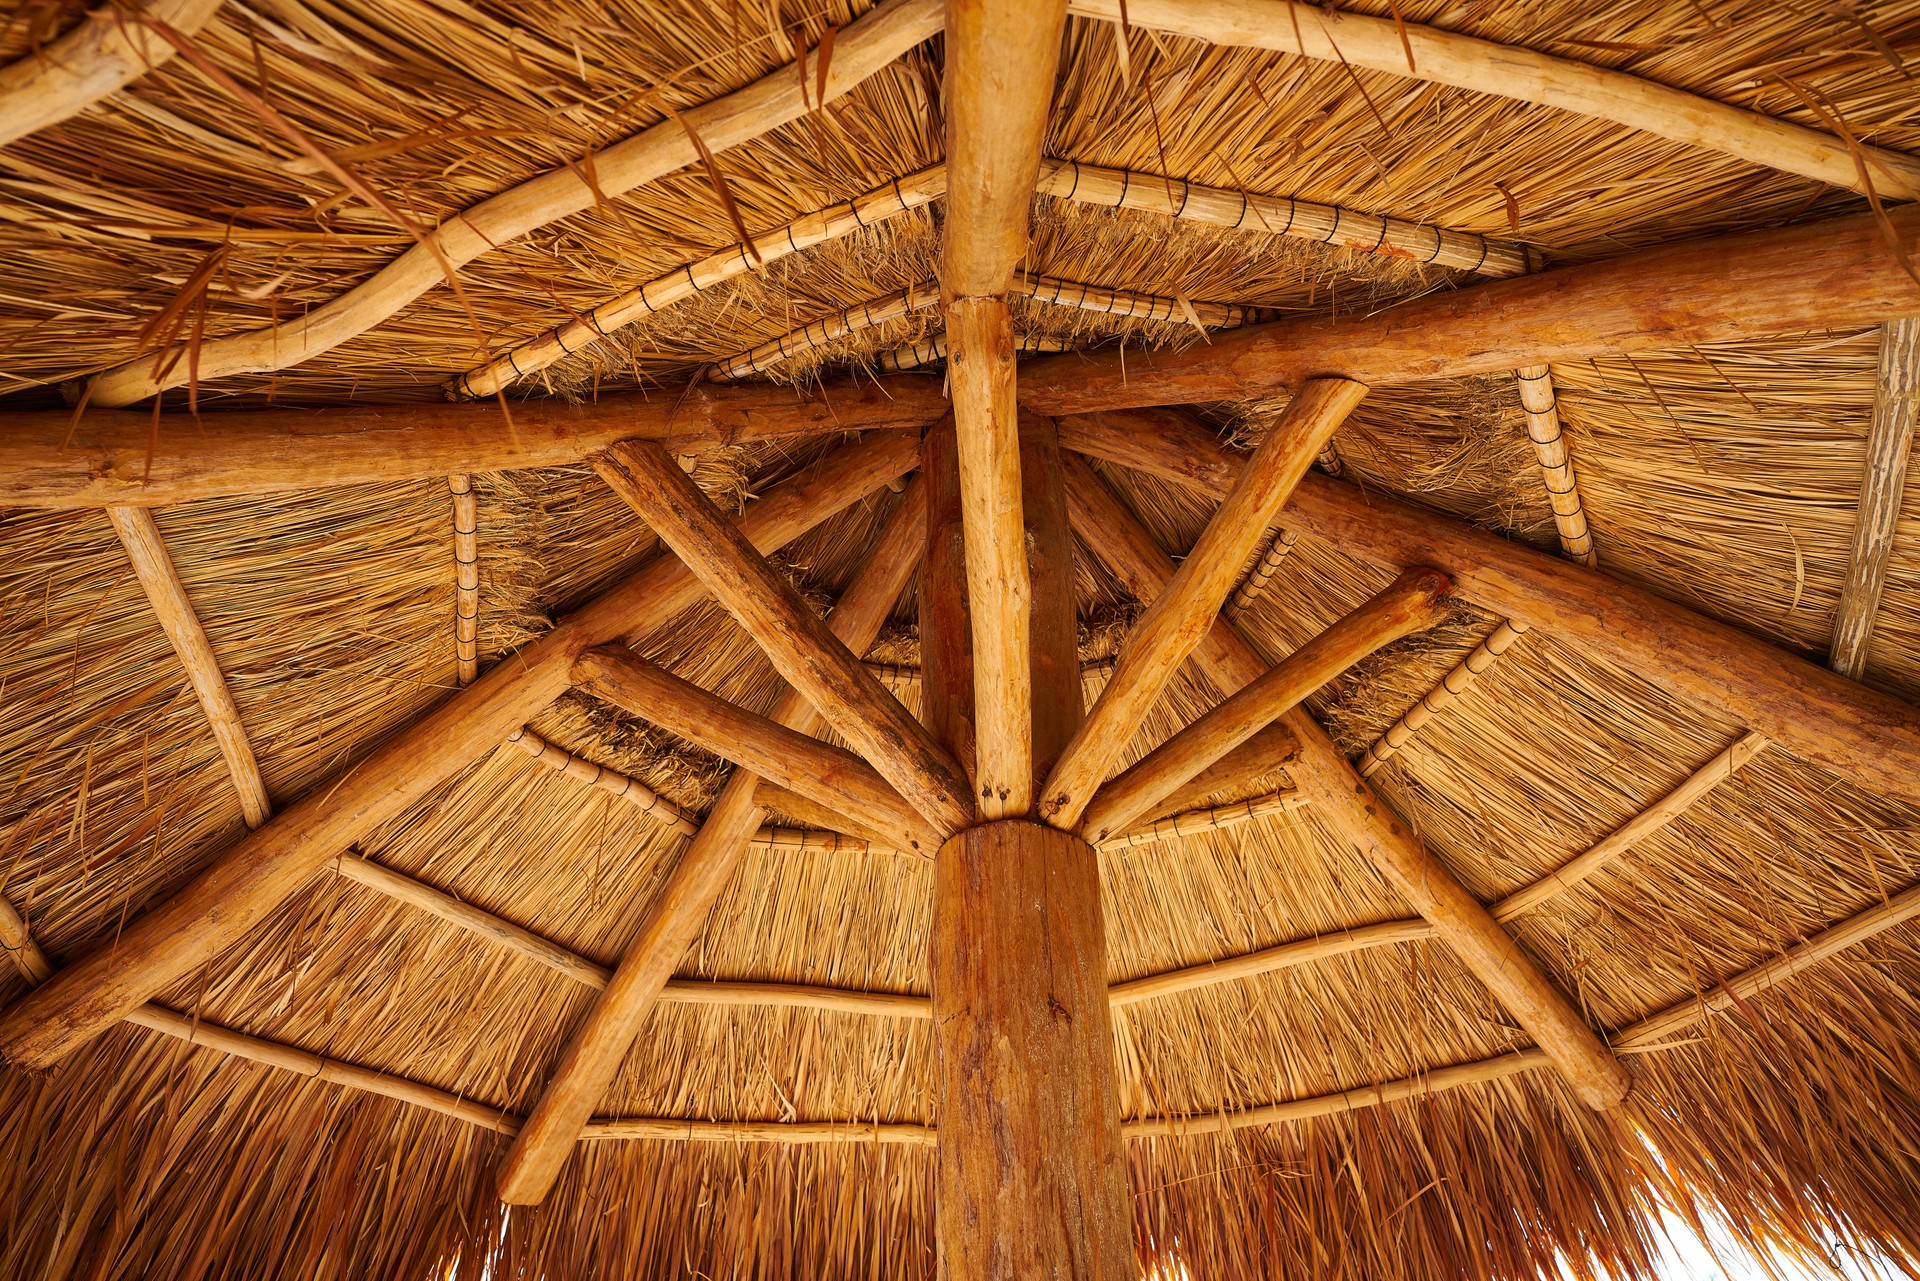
left=1832, top=318, right=1920, bottom=681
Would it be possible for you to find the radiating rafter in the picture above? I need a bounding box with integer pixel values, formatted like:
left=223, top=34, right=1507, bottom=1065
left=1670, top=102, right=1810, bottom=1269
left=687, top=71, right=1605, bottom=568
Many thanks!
left=106, top=506, right=272, bottom=829
left=1040, top=378, right=1368, bottom=830
left=593, top=440, right=971, bottom=834
left=1061, top=450, right=1632, bottom=1111
left=0, top=0, right=225, bottom=148
left=0, top=433, right=918, bottom=1070
left=496, top=482, right=926, bottom=1204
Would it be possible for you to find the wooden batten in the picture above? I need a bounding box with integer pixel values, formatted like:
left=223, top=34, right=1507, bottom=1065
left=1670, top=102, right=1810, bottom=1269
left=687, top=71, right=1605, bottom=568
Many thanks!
left=1040, top=378, right=1368, bottom=831
left=595, top=440, right=972, bottom=837
left=448, top=475, right=480, bottom=685
left=106, top=506, right=272, bottom=830
left=1058, top=407, right=1920, bottom=814
left=497, top=486, right=927, bottom=1204
left=1831, top=318, right=1919, bottom=681
left=0, top=433, right=916, bottom=1070
left=1079, top=568, right=1452, bottom=844
left=1514, top=367, right=1598, bottom=565
left=1360, top=619, right=1532, bottom=777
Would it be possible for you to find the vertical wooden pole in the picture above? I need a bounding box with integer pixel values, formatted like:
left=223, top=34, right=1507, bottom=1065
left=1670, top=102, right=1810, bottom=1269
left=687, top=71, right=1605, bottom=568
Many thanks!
left=927, top=412, right=1125, bottom=1280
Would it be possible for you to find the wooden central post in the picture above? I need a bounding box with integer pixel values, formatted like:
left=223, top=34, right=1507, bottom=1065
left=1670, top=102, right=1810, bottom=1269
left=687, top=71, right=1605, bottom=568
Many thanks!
left=923, top=414, right=1131, bottom=1279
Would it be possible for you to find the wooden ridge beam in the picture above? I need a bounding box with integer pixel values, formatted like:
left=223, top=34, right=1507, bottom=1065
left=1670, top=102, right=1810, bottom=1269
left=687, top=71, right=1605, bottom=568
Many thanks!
left=0, top=433, right=917, bottom=1070
left=1065, top=0, right=1920, bottom=200
left=0, top=388, right=942, bottom=509
left=1079, top=569, right=1451, bottom=844
left=106, top=506, right=272, bottom=829
left=498, top=487, right=927, bottom=1204
left=1831, top=318, right=1920, bottom=680
left=571, top=646, right=940, bottom=857
left=1061, top=453, right=1631, bottom=1111
left=1019, top=205, right=1920, bottom=417
left=0, top=0, right=224, bottom=148
left=1058, top=408, right=1920, bottom=813
left=1041, top=379, right=1367, bottom=830
left=595, top=440, right=971, bottom=835
left=82, top=0, right=945, bottom=407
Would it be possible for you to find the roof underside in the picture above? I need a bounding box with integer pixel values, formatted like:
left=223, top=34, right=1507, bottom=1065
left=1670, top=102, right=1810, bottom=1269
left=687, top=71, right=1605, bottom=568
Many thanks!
left=2, top=0, right=1920, bottom=1276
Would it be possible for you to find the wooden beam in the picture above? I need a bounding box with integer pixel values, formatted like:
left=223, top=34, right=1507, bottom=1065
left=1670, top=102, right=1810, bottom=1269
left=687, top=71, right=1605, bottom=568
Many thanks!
left=1040, top=379, right=1367, bottom=830
left=0, top=0, right=224, bottom=147
left=1079, top=568, right=1451, bottom=844
left=1064, top=0, right=1920, bottom=200
left=106, top=505, right=272, bottom=829
left=1019, top=205, right=1920, bottom=417
left=1062, top=456, right=1632, bottom=1111
left=1058, top=409, right=1920, bottom=814
left=0, top=892, right=52, bottom=984
left=82, top=0, right=945, bottom=407
left=595, top=439, right=972, bottom=836
left=940, top=0, right=1067, bottom=298
left=0, top=433, right=917, bottom=1069
left=947, top=299, right=1034, bottom=815
left=1020, top=413, right=1085, bottom=785
left=1832, top=318, right=1919, bottom=680
left=0, top=388, right=942, bottom=509
left=570, top=646, right=940, bottom=857
left=931, top=821, right=1129, bottom=1279
left=920, top=420, right=978, bottom=780
left=498, top=489, right=926, bottom=1204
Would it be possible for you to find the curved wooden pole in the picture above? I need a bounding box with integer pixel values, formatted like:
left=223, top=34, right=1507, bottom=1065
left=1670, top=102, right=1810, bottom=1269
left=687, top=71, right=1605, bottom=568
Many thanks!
left=81, top=0, right=943, bottom=407
left=1058, top=407, right=1920, bottom=815
left=0, top=433, right=917, bottom=1070
left=1067, top=0, right=1920, bottom=200
left=0, top=0, right=224, bottom=147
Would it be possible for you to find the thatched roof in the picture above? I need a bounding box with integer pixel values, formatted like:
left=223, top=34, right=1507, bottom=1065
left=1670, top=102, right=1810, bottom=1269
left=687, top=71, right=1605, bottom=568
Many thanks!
left=1, top=0, right=1918, bottom=1275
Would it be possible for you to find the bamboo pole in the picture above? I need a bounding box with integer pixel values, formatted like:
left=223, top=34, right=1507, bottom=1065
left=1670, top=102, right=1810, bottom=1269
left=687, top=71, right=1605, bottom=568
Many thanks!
left=1358, top=619, right=1531, bottom=778
left=874, top=331, right=1072, bottom=372
left=0, top=0, right=224, bottom=147
left=451, top=167, right=948, bottom=398
left=81, top=0, right=945, bottom=406
left=1040, top=379, right=1368, bottom=830
left=1019, top=204, right=1920, bottom=417
left=1064, top=0, right=1920, bottom=200
left=1228, top=530, right=1299, bottom=613
left=1034, top=159, right=1533, bottom=277
left=0, top=892, right=52, bottom=984
left=709, top=282, right=942, bottom=381
left=1056, top=407, right=1920, bottom=814
left=1103, top=786, right=1306, bottom=850
left=1061, top=454, right=1632, bottom=1111
left=498, top=487, right=926, bottom=1204
left=105, top=505, right=272, bottom=830
left=448, top=475, right=480, bottom=684
left=1016, top=272, right=1247, bottom=328
left=0, top=433, right=917, bottom=1069
left=1514, top=367, right=1598, bottom=565
left=1831, top=319, right=1919, bottom=680
left=570, top=646, right=941, bottom=857
left=0, top=386, right=944, bottom=509
left=1080, top=569, right=1452, bottom=844
left=595, top=440, right=972, bottom=835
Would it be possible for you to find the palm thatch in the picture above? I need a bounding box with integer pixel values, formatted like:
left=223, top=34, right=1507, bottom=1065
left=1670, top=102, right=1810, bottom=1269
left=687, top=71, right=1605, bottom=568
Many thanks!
left=2, top=0, right=1919, bottom=1275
